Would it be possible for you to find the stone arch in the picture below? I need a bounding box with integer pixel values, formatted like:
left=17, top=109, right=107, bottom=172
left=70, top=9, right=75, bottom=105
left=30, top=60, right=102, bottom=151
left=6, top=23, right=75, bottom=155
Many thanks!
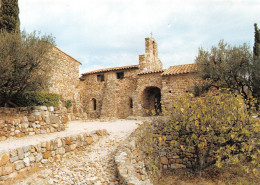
left=142, top=86, right=161, bottom=115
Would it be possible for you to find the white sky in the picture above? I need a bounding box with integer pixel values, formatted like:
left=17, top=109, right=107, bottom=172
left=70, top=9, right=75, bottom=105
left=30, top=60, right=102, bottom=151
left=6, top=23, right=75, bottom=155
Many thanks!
left=19, top=0, right=260, bottom=74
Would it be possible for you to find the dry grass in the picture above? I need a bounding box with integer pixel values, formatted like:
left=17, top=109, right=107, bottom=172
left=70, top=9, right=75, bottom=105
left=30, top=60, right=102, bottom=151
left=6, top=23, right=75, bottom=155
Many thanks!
left=158, top=165, right=259, bottom=185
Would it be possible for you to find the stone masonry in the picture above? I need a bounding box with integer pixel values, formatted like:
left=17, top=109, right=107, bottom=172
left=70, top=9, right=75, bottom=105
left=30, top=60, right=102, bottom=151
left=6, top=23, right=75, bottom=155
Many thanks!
left=0, top=130, right=105, bottom=183
left=0, top=106, right=68, bottom=141
left=47, top=46, right=82, bottom=113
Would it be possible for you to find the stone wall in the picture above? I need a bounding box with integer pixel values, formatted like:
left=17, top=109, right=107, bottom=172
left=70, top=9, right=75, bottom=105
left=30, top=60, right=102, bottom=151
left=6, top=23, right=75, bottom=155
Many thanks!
left=0, top=130, right=106, bottom=183
left=135, top=121, right=195, bottom=183
left=0, top=106, right=68, bottom=141
left=81, top=71, right=199, bottom=119
left=81, top=69, right=139, bottom=119
left=115, top=129, right=152, bottom=185
left=161, top=73, right=200, bottom=111
left=115, top=121, right=200, bottom=184
left=47, top=46, right=82, bottom=110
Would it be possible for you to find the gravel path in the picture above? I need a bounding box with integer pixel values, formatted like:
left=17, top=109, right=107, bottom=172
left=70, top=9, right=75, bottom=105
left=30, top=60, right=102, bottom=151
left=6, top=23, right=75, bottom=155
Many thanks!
left=0, top=119, right=141, bottom=151
left=9, top=119, right=142, bottom=185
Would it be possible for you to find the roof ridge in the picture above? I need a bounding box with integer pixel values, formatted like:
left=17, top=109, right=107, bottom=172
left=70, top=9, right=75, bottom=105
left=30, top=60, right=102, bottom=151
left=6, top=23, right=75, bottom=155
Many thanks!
left=81, top=65, right=139, bottom=76
left=138, top=70, right=164, bottom=75
left=53, top=46, right=82, bottom=65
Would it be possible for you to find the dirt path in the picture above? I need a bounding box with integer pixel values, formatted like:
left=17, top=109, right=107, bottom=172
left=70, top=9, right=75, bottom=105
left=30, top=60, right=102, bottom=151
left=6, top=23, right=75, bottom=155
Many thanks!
left=7, top=119, right=141, bottom=184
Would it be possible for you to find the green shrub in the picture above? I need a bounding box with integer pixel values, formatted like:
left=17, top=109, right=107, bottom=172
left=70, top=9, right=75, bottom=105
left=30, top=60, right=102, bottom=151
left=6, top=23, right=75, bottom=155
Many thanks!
left=138, top=92, right=259, bottom=176
left=11, top=92, right=60, bottom=107
left=64, top=100, right=72, bottom=109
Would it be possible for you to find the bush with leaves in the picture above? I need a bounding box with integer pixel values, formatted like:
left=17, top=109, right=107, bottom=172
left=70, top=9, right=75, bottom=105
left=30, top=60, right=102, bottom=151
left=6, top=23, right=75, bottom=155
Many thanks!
left=138, top=92, right=259, bottom=176
left=11, top=92, right=60, bottom=107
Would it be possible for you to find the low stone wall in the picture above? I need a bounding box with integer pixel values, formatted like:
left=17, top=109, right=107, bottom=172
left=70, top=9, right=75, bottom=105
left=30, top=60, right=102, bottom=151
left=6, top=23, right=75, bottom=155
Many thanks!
left=0, top=106, right=68, bottom=141
left=138, top=121, right=190, bottom=177
left=0, top=130, right=107, bottom=183
left=115, top=121, right=193, bottom=185
left=115, top=131, right=152, bottom=185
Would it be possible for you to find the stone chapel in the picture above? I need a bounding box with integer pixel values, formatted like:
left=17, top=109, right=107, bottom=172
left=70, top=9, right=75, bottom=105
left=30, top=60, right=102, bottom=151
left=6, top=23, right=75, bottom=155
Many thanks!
left=49, top=37, right=199, bottom=119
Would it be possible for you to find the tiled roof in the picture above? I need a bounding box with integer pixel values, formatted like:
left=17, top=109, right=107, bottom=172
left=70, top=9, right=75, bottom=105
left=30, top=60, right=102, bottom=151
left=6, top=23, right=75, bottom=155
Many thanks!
left=162, top=63, right=197, bottom=76
left=138, top=70, right=164, bottom=75
left=53, top=46, right=82, bottom=65
left=81, top=65, right=139, bottom=75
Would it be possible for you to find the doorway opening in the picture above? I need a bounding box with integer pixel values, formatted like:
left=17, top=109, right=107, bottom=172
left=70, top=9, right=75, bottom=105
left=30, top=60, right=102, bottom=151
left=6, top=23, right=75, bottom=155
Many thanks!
left=142, top=86, right=162, bottom=115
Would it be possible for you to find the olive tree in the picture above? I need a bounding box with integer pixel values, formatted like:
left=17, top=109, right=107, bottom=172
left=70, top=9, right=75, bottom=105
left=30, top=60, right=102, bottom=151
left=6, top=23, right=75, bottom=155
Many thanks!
left=195, top=24, right=260, bottom=107
left=0, top=30, right=55, bottom=107
left=195, top=40, right=253, bottom=100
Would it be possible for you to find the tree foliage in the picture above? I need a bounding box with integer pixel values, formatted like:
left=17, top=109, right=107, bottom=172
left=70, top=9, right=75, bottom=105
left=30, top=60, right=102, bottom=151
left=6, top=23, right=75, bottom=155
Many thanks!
left=0, top=0, right=20, bottom=33
left=196, top=24, right=260, bottom=107
left=0, top=30, right=56, bottom=107
left=252, top=23, right=260, bottom=103
left=195, top=40, right=260, bottom=104
left=254, top=23, right=260, bottom=57
left=138, top=92, right=259, bottom=176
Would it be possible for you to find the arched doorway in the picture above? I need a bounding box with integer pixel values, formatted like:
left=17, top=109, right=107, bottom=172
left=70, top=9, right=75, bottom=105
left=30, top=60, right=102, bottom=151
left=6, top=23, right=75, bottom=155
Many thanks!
left=142, top=86, right=162, bottom=115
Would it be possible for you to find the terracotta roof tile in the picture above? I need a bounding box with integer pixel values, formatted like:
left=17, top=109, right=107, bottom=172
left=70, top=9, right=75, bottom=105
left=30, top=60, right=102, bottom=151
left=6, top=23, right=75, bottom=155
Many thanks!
left=138, top=70, right=164, bottom=75
left=162, top=63, right=197, bottom=76
left=81, top=65, right=139, bottom=76
left=53, top=46, right=82, bottom=65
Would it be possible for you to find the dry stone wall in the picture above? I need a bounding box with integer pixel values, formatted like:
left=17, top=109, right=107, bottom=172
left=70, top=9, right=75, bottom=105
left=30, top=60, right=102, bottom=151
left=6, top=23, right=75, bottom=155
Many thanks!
left=0, top=106, right=68, bottom=141
left=136, top=121, right=195, bottom=182
left=115, top=130, right=152, bottom=185
left=115, top=122, right=196, bottom=184
left=0, top=130, right=106, bottom=183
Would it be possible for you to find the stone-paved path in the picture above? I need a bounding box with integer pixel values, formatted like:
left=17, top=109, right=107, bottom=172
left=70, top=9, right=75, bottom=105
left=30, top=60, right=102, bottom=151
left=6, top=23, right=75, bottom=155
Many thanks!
left=12, top=119, right=142, bottom=185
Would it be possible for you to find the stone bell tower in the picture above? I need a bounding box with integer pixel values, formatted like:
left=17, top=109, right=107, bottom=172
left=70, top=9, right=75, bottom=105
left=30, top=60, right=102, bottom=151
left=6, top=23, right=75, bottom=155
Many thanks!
left=139, top=37, right=163, bottom=73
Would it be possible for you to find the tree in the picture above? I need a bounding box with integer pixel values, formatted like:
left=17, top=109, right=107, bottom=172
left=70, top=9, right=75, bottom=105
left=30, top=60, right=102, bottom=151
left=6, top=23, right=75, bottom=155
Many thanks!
left=0, top=30, right=56, bottom=107
left=0, top=0, right=20, bottom=33
left=195, top=24, right=260, bottom=107
left=253, top=23, right=260, bottom=57
left=138, top=92, right=259, bottom=176
left=252, top=23, right=260, bottom=102
left=195, top=40, right=253, bottom=101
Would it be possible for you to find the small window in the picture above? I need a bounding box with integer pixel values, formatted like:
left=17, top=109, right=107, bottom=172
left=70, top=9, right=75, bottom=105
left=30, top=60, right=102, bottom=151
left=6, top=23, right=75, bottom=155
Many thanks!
left=116, top=72, right=124, bottom=79
left=129, top=98, right=133, bottom=108
left=97, top=74, right=104, bottom=82
left=92, top=98, right=97, bottom=110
